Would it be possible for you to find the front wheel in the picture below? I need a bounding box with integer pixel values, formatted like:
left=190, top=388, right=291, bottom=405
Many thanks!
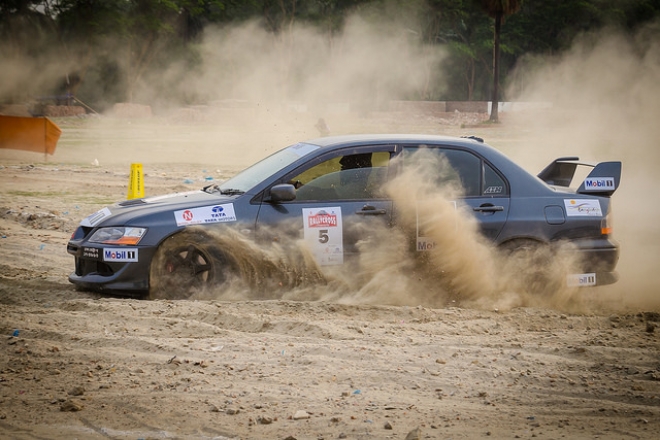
left=149, top=231, right=231, bottom=300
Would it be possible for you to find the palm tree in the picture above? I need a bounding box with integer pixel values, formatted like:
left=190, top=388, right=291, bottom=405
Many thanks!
left=479, top=0, right=522, bottom=122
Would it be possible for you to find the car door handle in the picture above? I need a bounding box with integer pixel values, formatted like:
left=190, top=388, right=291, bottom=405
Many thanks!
left=356, top=205, right=387, bottom=215
left=473, top=205, right=504, bottom=212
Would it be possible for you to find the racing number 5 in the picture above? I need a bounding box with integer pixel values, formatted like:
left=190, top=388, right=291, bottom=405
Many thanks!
left=318, top=229, right=329, bottom=244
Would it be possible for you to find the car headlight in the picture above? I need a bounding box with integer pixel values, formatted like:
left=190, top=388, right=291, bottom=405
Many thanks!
left=88, top=227, right=146, bottom=245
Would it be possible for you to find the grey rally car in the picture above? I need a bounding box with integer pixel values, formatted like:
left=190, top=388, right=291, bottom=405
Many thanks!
left=67, top=134, right=621, bottom=299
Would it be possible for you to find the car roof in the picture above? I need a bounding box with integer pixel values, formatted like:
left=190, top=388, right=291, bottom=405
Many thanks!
left=304, top=134, right=486, bottom=149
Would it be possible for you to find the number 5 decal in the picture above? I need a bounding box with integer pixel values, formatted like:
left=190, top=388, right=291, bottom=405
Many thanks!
left=302, top=207, right=343, bottom=266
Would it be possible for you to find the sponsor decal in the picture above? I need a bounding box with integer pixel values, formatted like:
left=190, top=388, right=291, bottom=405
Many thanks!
left=584, top=177, right=615, bottom=191
left=417, top=201, right=457, bottom=251
left=103, top=248, right=139, bottom=263
left=564, top=199, right=602, bottom=217
left=484, top=186, right=503, bottom=194
left=80, top=207, right=112, bottom=227
left=567, top=273, right=596, bottom=287
left=174, top=204, right=237, bottom=226
left=417, top=237, right=436, bottom=251
left=308, top=211, right=338, bottom=228
left=82, top=247, right=99, bottom=259
left=303, top=207, right=343, bottom=266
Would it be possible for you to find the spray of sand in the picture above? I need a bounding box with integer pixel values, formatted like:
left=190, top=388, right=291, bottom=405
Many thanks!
left=5, top=6, right=657, bottom=312
left=506, top=23, right=660, bottom=311
left=163, top=148, right=588, bottom=311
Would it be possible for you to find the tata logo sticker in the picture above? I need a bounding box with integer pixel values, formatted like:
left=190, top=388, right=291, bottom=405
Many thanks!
left=564, top=199, right=602, bottom=217
left=103, top=248, right=138, bottom=262
left=584, top=177, right=615, bottom=191
left=174, top=204, right=237, bottom=226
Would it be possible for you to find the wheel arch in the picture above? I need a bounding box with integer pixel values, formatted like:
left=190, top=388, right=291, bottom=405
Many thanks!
left=148, top=227, right=233, bottom=300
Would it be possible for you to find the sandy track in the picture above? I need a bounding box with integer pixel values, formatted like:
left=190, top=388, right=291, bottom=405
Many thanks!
left=1, top=276, right=659, bottom=439
left=1, top=114, right=659, bottom=439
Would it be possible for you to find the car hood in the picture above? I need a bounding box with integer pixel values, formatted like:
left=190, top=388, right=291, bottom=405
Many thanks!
left=80, top=190, right=239, bottom=228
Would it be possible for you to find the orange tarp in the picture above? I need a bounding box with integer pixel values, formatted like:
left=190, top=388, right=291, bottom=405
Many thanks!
left=0, top=115, right=62, bottom=155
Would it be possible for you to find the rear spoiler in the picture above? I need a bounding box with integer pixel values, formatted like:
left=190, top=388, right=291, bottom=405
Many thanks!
left=538, top=157, right=621, bottom=196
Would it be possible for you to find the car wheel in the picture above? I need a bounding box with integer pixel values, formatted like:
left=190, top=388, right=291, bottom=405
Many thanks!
left=148, top=231, right=232, bottom=300
left=497, top=238, right=560, bottom=294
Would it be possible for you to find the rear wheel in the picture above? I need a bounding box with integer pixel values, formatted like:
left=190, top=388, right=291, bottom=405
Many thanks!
left=149, top=231, right=231, bottom=300
left=498, top=238, right=560, bottom=294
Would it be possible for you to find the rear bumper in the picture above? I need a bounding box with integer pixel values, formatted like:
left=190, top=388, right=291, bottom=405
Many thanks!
left=566, top=270, right=618, bottom=287
left=572, top=237, right=619, bottom=272
left=568, top=237, right=619, bottom=287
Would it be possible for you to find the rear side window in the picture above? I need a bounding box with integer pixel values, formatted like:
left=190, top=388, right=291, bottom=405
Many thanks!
left=402, top=146, right=508, bottom=197
left=483, top=163, right=506, bottom=195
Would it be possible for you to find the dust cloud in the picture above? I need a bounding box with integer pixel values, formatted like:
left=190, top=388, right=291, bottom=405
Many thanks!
left=4, top=7, right=657, bottom=313
left=185, top=149, right=586, bottom=312
left=2, top=8, right=446, bottom=167
left=506, top=22, right=660, bottom=310
left=0, top=8, right=444, bottom=116
left=185, top=14, right=444, bottom=114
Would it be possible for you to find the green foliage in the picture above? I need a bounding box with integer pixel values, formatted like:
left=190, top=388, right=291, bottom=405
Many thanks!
left=1, top=0, right=659, bottom=108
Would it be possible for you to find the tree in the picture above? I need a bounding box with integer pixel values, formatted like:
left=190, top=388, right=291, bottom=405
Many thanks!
left=423, top=0, right=492, bottom=101
left=53, top=0, right=227, bottom=105
left=478, top=0, right=521, bottom=122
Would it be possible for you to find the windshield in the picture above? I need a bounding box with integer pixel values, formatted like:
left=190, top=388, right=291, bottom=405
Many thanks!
left=213, top=142, right=320, bottom=194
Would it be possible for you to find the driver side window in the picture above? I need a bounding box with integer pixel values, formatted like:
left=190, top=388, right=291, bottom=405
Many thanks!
left=292, top=152, right=390, bottom=201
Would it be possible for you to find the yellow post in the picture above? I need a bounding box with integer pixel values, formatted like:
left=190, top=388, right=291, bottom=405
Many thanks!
left=127, top=163, right=145, bottom=199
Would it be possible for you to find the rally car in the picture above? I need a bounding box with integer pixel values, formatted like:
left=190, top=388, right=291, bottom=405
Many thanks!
left=67, top=134, right=621, bottom=299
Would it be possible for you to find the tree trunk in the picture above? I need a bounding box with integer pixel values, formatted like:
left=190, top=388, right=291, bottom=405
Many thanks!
left=489, top=12, right=502, bottom=122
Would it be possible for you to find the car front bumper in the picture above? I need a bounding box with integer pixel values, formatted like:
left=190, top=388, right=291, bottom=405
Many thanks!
left=67, top=241, right=156, bottom=295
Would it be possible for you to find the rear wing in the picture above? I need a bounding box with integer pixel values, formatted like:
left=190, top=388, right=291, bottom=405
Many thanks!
left=538, top=157, right=621, bottom=196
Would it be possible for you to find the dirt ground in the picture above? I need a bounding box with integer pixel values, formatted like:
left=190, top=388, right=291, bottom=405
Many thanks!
left=0, top=110, right=659, bottom=440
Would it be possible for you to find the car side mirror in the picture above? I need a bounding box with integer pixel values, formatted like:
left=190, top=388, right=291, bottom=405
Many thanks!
left=269, top=184, right=296, bottom=203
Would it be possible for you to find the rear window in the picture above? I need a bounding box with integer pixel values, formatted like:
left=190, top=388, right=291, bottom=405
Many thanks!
left=403, top=146, right=508, bottom=197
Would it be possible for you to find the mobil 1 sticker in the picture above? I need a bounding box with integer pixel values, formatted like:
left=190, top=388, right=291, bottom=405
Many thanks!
left=103, top=248, right=139, bottom=262
left=567, top=273, right=596, bottom=287
left=584, top=177, right=615, bottom=191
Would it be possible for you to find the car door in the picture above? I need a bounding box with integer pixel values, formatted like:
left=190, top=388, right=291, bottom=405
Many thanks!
left=399, top=145, right=510, bottom=247
left=255, top=145, right=396, bottom=266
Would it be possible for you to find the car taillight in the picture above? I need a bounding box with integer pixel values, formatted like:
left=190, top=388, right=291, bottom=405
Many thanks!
left=601, top=210, right=613, bottom=235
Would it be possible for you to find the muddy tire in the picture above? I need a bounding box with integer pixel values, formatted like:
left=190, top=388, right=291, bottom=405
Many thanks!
left=148, top=231, right=232, bottom=300
left=498, top=238, right=560, bottom=295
